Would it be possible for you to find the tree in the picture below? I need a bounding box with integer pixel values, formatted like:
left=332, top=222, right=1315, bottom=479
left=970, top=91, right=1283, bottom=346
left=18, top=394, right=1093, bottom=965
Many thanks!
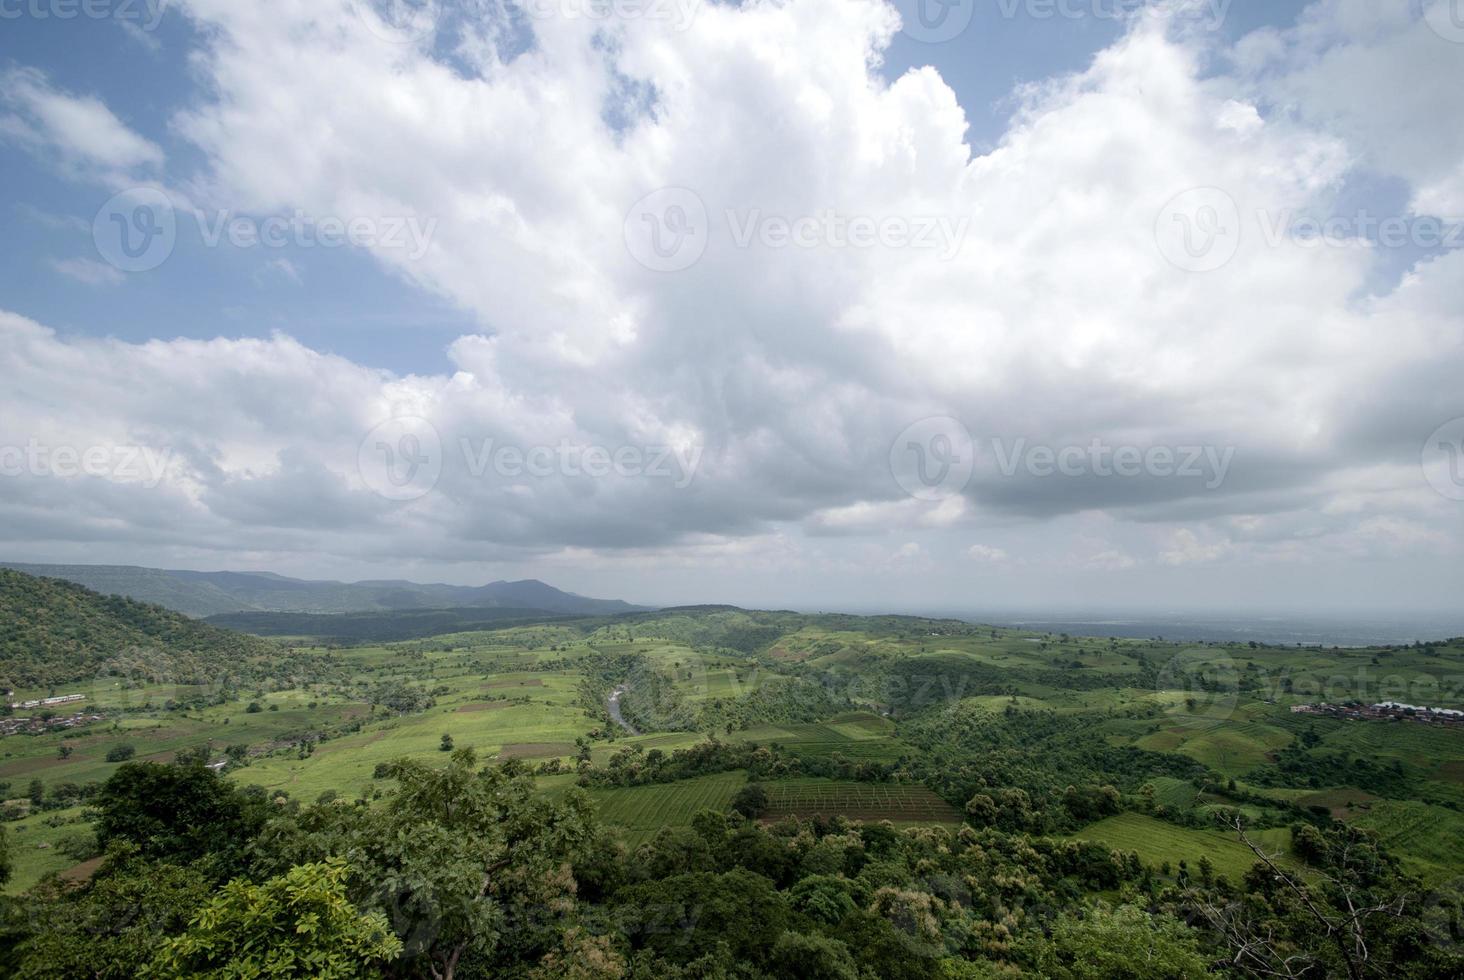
left=57, top=745, right=72, bottom=760
left=1191, top=817, right=1420, bottom=980
left=439, top=733, right=454, bottom=752
left=94, top=762, right=264, bottom=873
left=0, top=823, right=11, bottom=887
left=770, top=931, right=860, bottom=980
left=149, top=859, right=401, bottom=979
left=252, top=750, right=595, bottom=980
left=789, top=875, right=858, bottom=925
left=730, top=782, right=769, bottom=819
left=1019, top=903, right=1209, bottom=979
left=11, top=845, right=212, bottom=980
left=616, top=869, right=787, bottom=966
left=527, top=928, right=626, bottom=980
left=964, top=793, right=997, bottom=826
left=105, top=744, right=136, bottom=763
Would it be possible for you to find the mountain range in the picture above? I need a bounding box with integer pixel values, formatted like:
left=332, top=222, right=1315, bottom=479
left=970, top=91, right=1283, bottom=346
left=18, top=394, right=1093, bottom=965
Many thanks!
left=0, top=563, right=646, bottom=619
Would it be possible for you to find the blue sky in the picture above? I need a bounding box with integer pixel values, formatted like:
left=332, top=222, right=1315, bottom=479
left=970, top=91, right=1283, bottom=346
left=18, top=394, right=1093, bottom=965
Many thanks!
left=1, top=1, right=1461, bottom=614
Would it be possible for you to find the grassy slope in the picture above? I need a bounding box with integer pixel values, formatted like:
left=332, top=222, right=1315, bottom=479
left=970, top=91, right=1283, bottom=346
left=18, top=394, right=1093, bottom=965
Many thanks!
left=1066, top=813, right=1294, bottom=881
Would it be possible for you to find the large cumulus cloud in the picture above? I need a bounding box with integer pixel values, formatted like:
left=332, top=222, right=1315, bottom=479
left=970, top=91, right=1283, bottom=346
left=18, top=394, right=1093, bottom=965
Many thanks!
left=1, top=0, right=1461, bottom=603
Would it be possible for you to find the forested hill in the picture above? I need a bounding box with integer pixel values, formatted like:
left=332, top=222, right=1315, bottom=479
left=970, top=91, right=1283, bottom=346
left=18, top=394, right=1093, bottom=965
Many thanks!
left=0, top=568, right=282, bottom=690
left=0, top=562, right=646, bottom=618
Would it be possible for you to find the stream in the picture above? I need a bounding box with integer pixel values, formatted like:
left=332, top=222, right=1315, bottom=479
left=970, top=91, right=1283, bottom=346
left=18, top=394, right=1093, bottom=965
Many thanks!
left=606, top=684, right=638, bottom=735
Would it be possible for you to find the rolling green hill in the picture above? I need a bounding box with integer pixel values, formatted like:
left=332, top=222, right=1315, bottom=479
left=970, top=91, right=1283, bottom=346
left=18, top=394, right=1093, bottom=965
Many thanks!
left=0, top=568, right=285, bottom=689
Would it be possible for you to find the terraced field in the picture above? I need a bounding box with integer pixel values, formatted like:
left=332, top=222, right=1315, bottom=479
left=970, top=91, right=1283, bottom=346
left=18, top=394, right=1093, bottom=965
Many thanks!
left=762, top=778, right=961, bottom=825
left=733, top=715, right=909, bottom=761
left=588, top=771, right=748, bottom=843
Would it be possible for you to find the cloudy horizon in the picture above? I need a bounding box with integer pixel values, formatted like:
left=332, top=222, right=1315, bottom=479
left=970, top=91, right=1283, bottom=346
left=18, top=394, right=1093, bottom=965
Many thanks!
left=2, top=0, right=1462, bottom=615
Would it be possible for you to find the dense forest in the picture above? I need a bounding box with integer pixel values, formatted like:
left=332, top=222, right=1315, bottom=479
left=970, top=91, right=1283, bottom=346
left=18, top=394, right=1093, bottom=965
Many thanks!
left=2, top=751, right=1460, bottom=979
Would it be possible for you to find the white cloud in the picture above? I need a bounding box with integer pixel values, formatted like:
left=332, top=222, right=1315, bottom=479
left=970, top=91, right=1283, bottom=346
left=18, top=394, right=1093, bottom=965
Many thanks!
left=0, top=67, right=163, bottom=175
left=1158, top=528, right=1232, bottom=566
left=253, top=258, right=303, bottom=286
left=966, top=544, right=1009, bottom=563
left=49, top=257, right=125, bottom=287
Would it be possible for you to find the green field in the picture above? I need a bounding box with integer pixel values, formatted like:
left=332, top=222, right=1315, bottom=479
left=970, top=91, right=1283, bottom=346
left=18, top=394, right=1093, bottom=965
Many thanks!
left=588, top=771, right=748, bottom=844
left=1344, top=799, right=1464, bottom=884
left=762, top=777, right=961, bottom=825
left=1067, top=813, right=1294, bottom=881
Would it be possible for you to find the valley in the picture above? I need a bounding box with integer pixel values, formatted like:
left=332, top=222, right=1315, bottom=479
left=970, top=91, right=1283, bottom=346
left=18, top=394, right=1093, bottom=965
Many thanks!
left=5, top=570, right=1463, bottom=905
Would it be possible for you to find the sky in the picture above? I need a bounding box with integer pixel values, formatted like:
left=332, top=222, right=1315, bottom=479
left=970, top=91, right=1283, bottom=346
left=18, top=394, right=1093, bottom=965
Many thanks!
left=1, top=0, right=1462, bottom=615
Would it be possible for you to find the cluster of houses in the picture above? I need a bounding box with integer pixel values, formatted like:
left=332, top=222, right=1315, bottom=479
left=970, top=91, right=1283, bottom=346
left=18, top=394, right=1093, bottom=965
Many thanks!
left=1, top=694, right=98, bottom=737
left=1291, top=700, right=1464, bottom=727
left=0, top=709, right=104, bottom=737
